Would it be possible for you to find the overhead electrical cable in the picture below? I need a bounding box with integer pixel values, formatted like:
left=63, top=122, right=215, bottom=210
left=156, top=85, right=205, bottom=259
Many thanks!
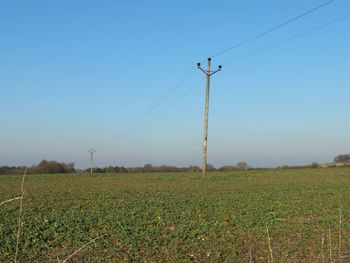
left=210, top=0, right=335, bottom=58
left=115, top=13, right=350, bottom=147
left=222, top=13, right=350, bottom=66
left=105, top=0, right=337, bottom=147
left=106, top=67, right=196, bottom=145
left=113, top=79, right=205, bottom=145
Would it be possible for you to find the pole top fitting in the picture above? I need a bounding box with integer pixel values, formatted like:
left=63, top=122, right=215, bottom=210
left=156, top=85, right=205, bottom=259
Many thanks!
left=218, top=65, right=222, bottom=69
left=197, top=62, right=201, bottom=67
left=208, top=57, right=211, bottom=62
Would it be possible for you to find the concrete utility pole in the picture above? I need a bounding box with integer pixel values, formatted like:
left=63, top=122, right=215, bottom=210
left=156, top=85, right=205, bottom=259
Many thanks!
left=88, top=148, right=95, bottom=174
left=197, top=58, right=222, bottom=177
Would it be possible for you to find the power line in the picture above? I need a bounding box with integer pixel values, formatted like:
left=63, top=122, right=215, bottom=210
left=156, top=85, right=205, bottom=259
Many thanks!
left=104, top=11, right=348, bottom=150
left=222, top=13, right=350, bottom=66
left=106, top=67, right=196, bottom=145
left=103, top=0, right=337, bottom=149
left=210, top=0, right=335, bottom=58
left=115, top=13, right=350, bottom=156
left=108, top=78, right=204, bottom=146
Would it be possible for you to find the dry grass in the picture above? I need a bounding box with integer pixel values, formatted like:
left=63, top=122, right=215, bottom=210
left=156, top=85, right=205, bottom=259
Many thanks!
left=329, top=227, right=333, bottom=263
left=14, top=168, right=27, bottom=263
left=0, top=196, right=22, bottom=207
left=321, top=231, right=325, bottom=263
left=338, top=208, right=342, bottom=263
left=315, top=235, right=321, bottom=262
left=266, top=226, right=273, bottom=263
left=57, top=234, right=107, bottom=263
left=249, top=243, right=252, bottom=263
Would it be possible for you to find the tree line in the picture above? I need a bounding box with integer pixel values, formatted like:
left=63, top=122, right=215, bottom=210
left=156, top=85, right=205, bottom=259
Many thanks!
left=0, top=160, right=75, bottom=175
left=334, top=154, right=350, bottom=163
left=0, top=160, right=250, bottom=175
left=2, top=154, right=350, bottom=175
left=86, top=163, right=248, bottom=173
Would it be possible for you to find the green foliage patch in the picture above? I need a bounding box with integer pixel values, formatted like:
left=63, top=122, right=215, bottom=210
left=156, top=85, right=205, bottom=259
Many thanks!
left=1, top=168, right=350, bottom=262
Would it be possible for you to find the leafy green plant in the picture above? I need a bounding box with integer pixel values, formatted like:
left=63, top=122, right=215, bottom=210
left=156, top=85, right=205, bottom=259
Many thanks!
left=1, top=168, right=350, bottom=262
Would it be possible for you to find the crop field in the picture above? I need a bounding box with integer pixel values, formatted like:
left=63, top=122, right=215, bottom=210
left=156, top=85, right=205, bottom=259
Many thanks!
left=1, top=168, right=350, bottom=262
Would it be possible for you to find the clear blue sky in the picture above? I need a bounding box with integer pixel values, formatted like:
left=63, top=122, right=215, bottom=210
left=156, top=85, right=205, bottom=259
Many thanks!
left=1, top=0, right=349, bottom=168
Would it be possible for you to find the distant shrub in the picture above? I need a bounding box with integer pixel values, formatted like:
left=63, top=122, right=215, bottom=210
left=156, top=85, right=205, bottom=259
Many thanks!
left=0, top=166, right=27, bottom=175
left=0, top=161, right=75, bottom=175
left=334, top=154, right=350, bottom=163
left=308, top=162, right=320, bottom=168
left=187, top=165, right=201, bottom=172
left=105, top=166, right=128, bottom=173
left=218, top=166, right=236, bottom=171
left=206, top=164, right=216, bottom=172
left=235, top=162, right=250, bottom=170
left=34, top=160, right=75, bottom=174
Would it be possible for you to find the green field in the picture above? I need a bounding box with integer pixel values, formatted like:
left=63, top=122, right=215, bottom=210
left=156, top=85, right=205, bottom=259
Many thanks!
left=1, top=168, right=350, bottom=262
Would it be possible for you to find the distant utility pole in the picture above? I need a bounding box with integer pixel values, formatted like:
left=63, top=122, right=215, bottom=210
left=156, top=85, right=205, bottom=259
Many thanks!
left=197, top=58, right=222, bottom=177
left=88, top=148, right=96, bottom=174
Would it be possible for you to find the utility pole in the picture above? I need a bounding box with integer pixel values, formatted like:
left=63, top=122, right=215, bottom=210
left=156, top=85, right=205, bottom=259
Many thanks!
left=88, top=148, right=95, bottom=174
left=197, top=58, right=222, bottom=177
